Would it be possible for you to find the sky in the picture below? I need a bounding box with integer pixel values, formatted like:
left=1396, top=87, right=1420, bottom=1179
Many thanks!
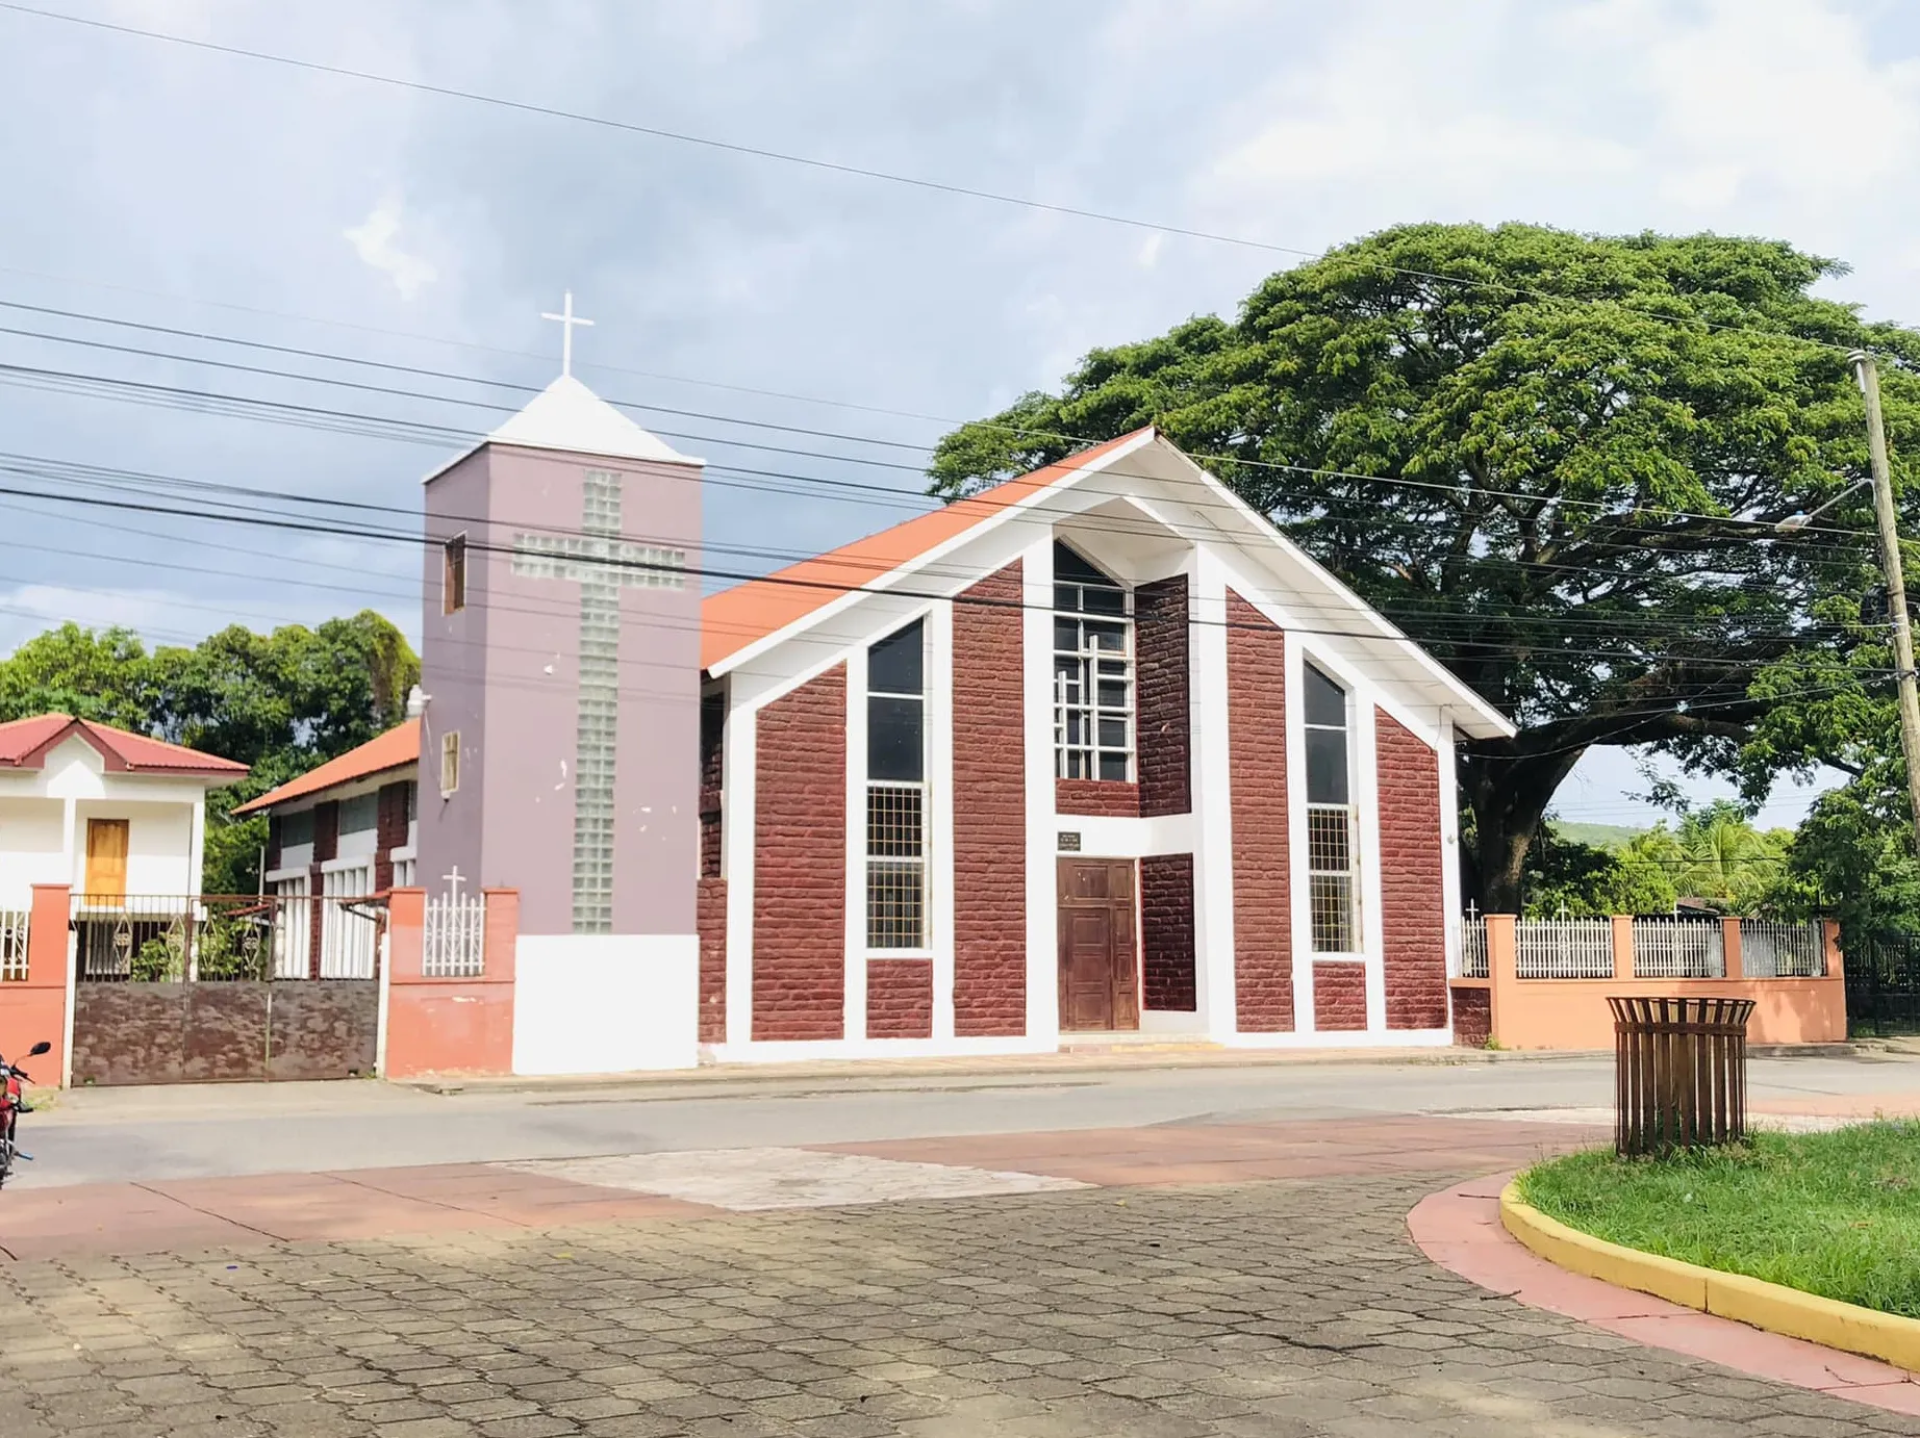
left=1, top=0, right=1916, bottom=828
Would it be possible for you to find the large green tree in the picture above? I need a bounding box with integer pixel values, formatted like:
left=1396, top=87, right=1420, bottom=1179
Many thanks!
left=0, top=610, right=418, bottom=893
left=930, top=222, right=1920, bottom=910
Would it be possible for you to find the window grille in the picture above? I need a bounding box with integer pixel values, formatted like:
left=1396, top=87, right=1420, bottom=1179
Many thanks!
left=866, top=620, right=927, bottom=949
left=1053, top=541, right=1132, bottom=781
left=1304, top=664, right=1360, bottom=953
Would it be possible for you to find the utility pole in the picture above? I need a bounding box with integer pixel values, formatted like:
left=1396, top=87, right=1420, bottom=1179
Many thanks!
left=1850, top=349, right=1920, bottom=853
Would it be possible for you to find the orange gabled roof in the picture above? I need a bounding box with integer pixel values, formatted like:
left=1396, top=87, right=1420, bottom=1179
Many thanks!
left=700, top=428, right=1152, bottom=672
left=232, top=718, right=420, bottom=815
left=0, top=713, right=249, bottom=777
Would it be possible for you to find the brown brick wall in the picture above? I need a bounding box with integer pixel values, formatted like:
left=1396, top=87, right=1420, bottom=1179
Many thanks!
left=374, top=781, right=410, bottom=892
left=1450, top=985, right=1490, bottom=1047
left=1141, top=853, right=1196, bottom=1012
left=1313, top=962, right=1367, bottom=1031
left=308, top=801, right=339, bottom=979
left=700, top=690, right=725, bottom=879
left=1377, top=708, right=1448, bottom=1030
left=1135, top=575, right=1191, bottom=818
left=1227, top=592, right=1293, bottom=1032
left=1056, top=779, right=1139, bottom=817
left=866, top=959, right=934, bottom=1038
left=752, top=666, right=846, bottom=1041
left=953, top=563, right=1028, bottom=1037
left=698, top=876, right=727, bottom=1044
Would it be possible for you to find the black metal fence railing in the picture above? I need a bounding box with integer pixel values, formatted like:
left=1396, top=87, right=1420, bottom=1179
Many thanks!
left=70, top=893, right=383, bottom=983
left=1844, top=931, right=1920, bottom=1036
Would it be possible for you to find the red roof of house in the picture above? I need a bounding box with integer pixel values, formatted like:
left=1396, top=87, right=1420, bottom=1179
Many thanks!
left=699, top=429, right=1151, bottom=671
left=232, top=718, right=421, bottom=816
left=0, top=714, right=249, bottom=777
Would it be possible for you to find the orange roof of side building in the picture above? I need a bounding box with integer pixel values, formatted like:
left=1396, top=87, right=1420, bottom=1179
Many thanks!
left=0, top=714, right=248, bottom=776
left=699, top=429, right=1151, bottom=672
left=232, top=718, right=420, bottom=815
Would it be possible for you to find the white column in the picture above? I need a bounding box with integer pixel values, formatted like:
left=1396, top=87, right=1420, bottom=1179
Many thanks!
left=843, top=645, right=869, bottom=1043
left=1355, top=697, right=1388, bottom=1033
left=722, top=702, right=757, bottom=1048
left=188, top=799, right=207, bottom=896
left=929, top=598, right=957, bottom=1040
left=1021, top=534, right=1060, bottom=1044
left=1438, top=717, right=1463, bottom=977
left=61, top=796, right=78, bottom=893
left=1189, top=551, right=1236, bottom=1037
left=1285, top=637, right=1314, bottom=1031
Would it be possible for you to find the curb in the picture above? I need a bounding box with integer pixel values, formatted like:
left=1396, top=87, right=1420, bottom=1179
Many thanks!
left=1499, top=1183, right=1920, bottom=1374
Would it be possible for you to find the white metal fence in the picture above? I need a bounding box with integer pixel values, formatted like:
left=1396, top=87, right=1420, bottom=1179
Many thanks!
left=1632, top=917, right=1726, bottom=978
left=1515, top=918, right=1615, bottom=979
left=1739, top=919, right=1826, bottom=978
left=1458, top=916, right=1489, bottom=978
left=0, top=911, right=27, bottom=981
left=423, top=896, right=487, bottom=978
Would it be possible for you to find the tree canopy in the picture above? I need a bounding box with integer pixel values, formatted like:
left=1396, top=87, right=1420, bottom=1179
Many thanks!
left=0, top=611, right=418, bottom=893
left=929, top=222, right=1920, bottom=910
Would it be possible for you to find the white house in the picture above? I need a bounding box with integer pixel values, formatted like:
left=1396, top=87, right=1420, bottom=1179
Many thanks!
left=0, top=714, right=247, bottom=909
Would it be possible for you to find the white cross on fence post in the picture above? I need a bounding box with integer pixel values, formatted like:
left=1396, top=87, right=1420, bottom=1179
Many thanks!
left=442, top=865, right=466, bottom=903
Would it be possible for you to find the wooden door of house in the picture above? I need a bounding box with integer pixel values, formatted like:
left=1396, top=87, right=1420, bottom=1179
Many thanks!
left=85, top=819, right=129, bottom=904
left=1057, top=859, right=1138, bottom=1031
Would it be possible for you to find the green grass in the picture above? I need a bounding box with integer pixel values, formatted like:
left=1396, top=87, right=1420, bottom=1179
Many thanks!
left=1517, top=1123, right=1920, bottom=1319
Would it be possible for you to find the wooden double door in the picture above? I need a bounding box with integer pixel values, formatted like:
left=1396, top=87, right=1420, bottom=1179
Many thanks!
left=1057, top=859, right=1139, bottom=1032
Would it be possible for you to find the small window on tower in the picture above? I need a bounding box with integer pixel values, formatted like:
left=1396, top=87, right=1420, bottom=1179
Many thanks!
left=440, top=731, right=461, bottom=797
left=443, top=534, right=468, bottom=615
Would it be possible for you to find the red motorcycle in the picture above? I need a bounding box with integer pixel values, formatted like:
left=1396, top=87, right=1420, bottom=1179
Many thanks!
left=0, top=1041, right=50, bottom=1190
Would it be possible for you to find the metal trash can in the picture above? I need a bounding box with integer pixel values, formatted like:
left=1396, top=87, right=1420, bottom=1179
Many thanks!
left=1608, top=995, right=1755, bottom=1157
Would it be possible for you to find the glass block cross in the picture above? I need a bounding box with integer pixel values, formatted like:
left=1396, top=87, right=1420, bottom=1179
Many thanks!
left=512, top=468, right=688, bottom=932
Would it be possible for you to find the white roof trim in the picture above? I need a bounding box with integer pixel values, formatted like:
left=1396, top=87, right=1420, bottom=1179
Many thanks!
left=421, top=375, right=702, bottom=484
left=706, top=429, right=1513, bottom=739
left=704, top=429, right=1159, bottom=678
left=1156, top=443, right=1516, bottom=739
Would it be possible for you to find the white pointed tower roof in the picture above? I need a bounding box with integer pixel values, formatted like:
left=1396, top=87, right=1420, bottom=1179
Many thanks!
left=424, top=375, right=701, bottom=483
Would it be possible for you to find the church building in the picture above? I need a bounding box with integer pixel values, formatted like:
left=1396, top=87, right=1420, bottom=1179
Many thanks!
left=248, top=336, right=1513, bottom=1072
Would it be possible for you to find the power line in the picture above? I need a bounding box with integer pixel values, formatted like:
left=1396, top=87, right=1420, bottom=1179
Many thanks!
left=0, top=2, right=1876, bottom=365
left=1, top=294, right=1884, bottom=544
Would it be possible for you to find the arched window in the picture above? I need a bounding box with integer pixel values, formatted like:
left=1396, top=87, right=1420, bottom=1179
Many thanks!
left=1053, top=542, right=1132, bottom=781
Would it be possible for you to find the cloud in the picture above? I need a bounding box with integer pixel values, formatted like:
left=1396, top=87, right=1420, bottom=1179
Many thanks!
left=343, top=193, right=439, bottom=301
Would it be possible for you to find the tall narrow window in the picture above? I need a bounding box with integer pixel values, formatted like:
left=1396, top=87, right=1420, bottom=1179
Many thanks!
left=440, top=730, right=461, bottom=797
left=443, top=533, right=468, bottom=615
left=1053, top=541, right=1132, bottom=780
left=866, top=619, right=926, bottom=949
left=1304, top=664, right=1359, bottom=952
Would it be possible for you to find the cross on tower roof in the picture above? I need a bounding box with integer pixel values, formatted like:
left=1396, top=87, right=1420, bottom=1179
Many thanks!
left=540, top=290, right=595, bottom=378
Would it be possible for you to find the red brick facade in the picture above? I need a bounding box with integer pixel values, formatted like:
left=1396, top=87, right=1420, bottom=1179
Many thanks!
left=1450, top=985, right=1490, bottom=1047
left=374, top=781, right=410, bottom=892
left=1376, top=708, right=1448, bottom=1030
left=699, top=689, right=724, bottom=880
left=1056, top=779, right=1139, bottom=817
left=1313, top=961, right=1367, bottom=1031
left=1141, top=853, right=1196, bottom=1012
left=1134, top=575, right=1191, bottom=818
left=866, top=959, right=934, bottom=1038
left=751, top=665, right=846, bottom=1041
left=1226, top=592, right=1293, bottom=1031
left=952, top=564, right=1029, bottom=1037
left=698, top=876, right=727, bottom=1043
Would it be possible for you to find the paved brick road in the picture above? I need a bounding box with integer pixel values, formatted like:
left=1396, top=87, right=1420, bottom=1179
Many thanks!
left=4, top=1171, right=1914, bottom=1437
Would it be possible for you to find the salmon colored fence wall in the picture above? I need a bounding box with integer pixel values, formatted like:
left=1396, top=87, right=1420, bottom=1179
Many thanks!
left=0, top=885, right=72, bottom=1086
left=383, top=887, right=517, bottom=1080
left=1449, top=915, right=1847, bottom=1052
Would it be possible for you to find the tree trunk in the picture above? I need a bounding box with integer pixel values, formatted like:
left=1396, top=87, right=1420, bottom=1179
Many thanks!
left=1460, top=744, right=1589, bottom=915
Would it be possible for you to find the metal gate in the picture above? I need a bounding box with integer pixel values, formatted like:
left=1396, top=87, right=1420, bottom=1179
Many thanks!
left=68, top=893, right=382, bottom=1086
left=1845, top=931, right=1920, bottom=1037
